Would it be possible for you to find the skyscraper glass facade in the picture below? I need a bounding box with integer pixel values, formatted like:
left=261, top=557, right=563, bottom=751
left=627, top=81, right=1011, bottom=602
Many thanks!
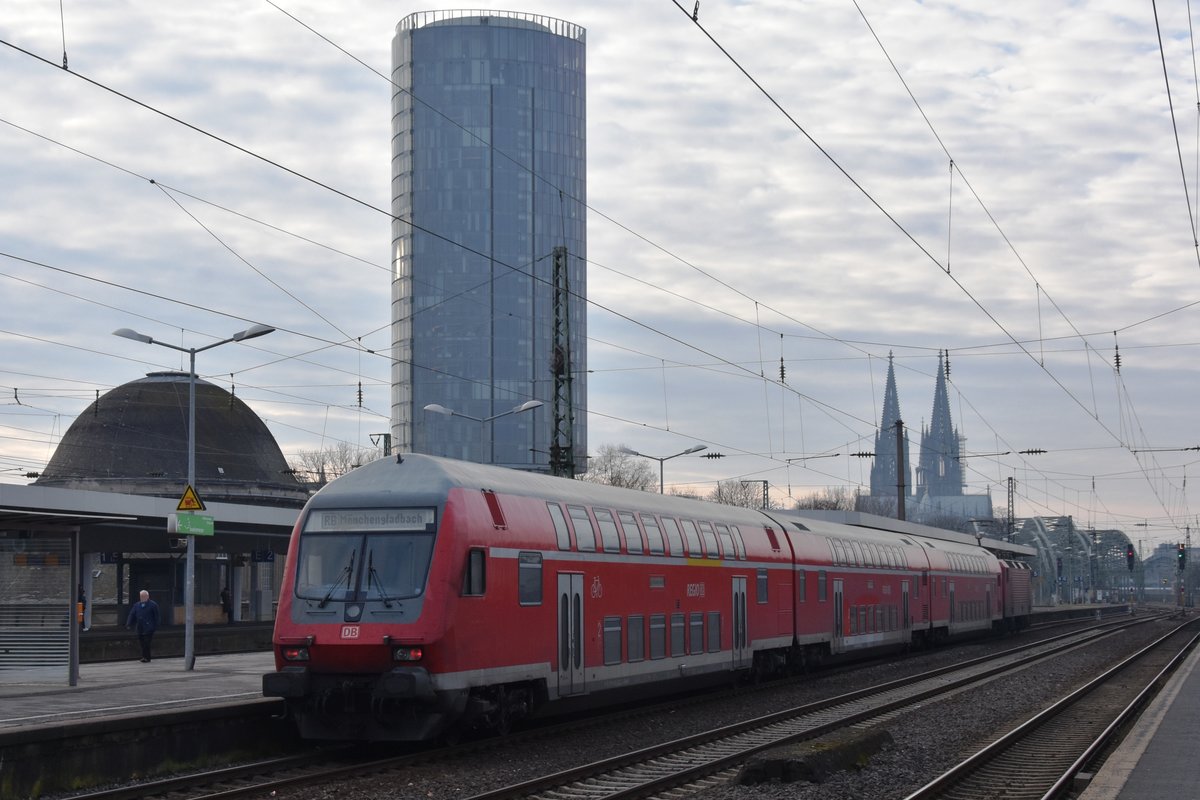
left=391, top=11, right=587, bottom=471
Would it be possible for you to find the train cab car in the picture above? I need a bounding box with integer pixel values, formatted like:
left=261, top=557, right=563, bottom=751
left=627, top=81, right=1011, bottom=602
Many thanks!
left=265, top=453, right=794, bottom=741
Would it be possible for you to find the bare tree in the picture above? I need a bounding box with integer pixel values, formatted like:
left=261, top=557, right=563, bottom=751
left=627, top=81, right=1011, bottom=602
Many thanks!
left=578, top=444, right=657, bottom=491
left=289, top=441, right=379, bottom=487
left=795, top=486, right=859, bottom=511
left=710, top=480, right=771, bottom=508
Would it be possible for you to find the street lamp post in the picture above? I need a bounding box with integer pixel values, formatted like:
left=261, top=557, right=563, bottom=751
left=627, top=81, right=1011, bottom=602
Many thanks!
left=423, top=400, right=543, bottom=463
left=618, top=444, right=707, bottom=493
left=114, top=323, right=275, bottom=671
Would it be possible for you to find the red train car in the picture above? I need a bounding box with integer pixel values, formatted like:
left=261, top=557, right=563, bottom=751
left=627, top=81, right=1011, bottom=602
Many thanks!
left=263, top=454, right=1028, bottom=741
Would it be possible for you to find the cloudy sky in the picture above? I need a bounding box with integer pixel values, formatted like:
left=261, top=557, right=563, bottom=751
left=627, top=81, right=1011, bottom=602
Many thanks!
left=3, top=1, right=1199, bottom=548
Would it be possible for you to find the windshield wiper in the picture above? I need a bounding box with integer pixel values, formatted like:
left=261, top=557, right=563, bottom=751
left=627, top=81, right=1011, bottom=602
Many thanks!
left=318, top=548, right=356, bottom=608
left=367, top=550, right=395, bottom=608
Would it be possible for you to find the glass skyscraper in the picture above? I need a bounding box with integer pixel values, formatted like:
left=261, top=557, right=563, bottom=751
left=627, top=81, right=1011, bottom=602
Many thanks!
left=391, top=10, right=587, bottom=472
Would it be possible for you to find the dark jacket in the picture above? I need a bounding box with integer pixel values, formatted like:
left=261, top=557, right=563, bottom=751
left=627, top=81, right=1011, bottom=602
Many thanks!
left=126, top=599, right=160, bottom=634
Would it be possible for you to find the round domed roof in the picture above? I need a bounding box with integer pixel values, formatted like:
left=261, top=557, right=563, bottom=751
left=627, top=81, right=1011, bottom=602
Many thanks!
left=36, top=372, right=307, bottom=506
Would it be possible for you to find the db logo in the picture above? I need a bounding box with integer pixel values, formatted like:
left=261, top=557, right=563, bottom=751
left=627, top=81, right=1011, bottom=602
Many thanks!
left=340, top=625, right=360, bottom=639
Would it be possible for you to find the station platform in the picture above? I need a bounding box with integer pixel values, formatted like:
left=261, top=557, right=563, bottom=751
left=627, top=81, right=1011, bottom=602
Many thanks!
left=0, top=650, right=277, bottom=732
left=1080, top=638, right=1200, bottom=800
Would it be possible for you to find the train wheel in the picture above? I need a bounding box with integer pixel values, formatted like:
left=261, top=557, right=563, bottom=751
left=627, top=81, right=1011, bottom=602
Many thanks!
left=492, top=685, right=513, bottom=737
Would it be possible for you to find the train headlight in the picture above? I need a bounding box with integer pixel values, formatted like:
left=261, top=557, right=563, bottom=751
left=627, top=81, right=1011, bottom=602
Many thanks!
left=281, top=646, right=310, bottom=662
left=393, top=646, right=423, bottom=662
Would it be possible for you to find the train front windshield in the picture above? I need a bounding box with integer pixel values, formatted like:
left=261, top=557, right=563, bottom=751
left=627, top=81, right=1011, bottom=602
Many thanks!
left=294, top=508, right=437, bottom=604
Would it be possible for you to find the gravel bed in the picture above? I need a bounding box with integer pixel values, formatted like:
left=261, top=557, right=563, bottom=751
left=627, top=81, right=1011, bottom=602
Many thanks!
left=270, top=615, right=1174, bottom=800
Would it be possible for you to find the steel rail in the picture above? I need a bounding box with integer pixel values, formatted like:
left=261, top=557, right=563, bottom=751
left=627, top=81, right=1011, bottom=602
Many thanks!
left=901, top=619, right=1200, bottom=800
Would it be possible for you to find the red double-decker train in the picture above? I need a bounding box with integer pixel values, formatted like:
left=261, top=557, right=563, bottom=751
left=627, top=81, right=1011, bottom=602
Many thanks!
left=263, top=453, right=1032, bottom=741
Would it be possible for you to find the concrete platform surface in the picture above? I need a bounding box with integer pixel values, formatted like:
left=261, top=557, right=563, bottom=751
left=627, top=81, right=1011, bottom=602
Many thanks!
left=0, top=651, right=275, bottom=731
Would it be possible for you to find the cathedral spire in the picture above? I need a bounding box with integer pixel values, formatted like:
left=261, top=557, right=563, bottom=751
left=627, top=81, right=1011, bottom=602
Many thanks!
left=870, top=353, right=911, bottom=496
left=917, top=350, right=963, bottom=497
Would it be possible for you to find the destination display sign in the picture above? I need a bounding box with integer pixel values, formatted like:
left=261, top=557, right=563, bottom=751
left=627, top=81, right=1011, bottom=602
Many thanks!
left=305, top=508, right=435, bottom=533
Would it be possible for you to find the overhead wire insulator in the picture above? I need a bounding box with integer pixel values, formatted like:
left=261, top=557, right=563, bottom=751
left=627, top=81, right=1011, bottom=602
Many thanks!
left=1114, top=331, right=1121, bottom=374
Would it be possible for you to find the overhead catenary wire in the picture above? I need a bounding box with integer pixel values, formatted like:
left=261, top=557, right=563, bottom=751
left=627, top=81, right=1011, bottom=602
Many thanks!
left=4, top=9, right=1195, bottom=532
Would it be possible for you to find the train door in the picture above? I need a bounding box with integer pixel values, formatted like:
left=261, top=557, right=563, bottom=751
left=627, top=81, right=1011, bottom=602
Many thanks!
left=948, top=581, right=956, bottom=626
left=731, top=576, right=749, bottom=669
left=901, top=579, right=911, bottom=631
left=557, top=573, right=585, bottom=696
left=832, top=579, right=844, bottom=653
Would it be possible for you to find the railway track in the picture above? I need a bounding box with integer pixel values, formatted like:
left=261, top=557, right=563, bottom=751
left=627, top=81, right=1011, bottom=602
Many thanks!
left=457, top=614, right=1171, bottom=800
left=56, top=612, right=1157, bottom=800
left=901, top=617, right=1200, bottom=800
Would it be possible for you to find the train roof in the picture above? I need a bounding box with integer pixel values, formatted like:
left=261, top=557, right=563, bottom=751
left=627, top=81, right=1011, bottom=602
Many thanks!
left=305, top=453, right=771, bottom=525
left=788, top=509, right=1037, bottom=557
left=306, top=455, right=1036, bottom=560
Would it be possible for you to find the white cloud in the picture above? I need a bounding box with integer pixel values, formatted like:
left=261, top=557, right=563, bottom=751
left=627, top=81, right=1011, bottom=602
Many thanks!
left=1, top=1, right=1198, bottom=544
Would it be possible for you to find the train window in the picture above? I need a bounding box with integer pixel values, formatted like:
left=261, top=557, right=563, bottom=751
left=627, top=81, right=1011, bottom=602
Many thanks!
left=641, top=514, right=665, bottom=555
left=463, top=548, right=486, bottom=596
left=730, top=526, right=747, bottom=559
left=698, top=522, right=720, bottom=558
left=518, top=552, right=542, bottom=605
left=547, top=503, right=571, bottom=550
left=594, top=508, right=621, bottom=553
left=662, top=518, right=685, bottom=557
left=679, top=520, right=703, bottom=555
left=818, top=570, right=827, bottom=602
left=756, top=568, right=768, bottom=604
left=603, top=617, right=623, bottom=665
left=671, top=613, right=686, bottom=657
left=875, top=606, right=883, bottom=632
left=649, top=575, right=666, bottom=589
left=618, top=511, right=644, bottom=554
left=716, top=524, right=736, bottom=557
left=849, top=606, right=856, bottom=635
left=689, top=612, right=704, bottom=654
left=798, top=570, right=807, bottom=603
left=568, top=505, right=597, bottom=552
left=649, top=614, right=666, bottom=659
left=859, top=607, right=868, bottom=634
left=628, top=615, right=645, bottom=662
left=707, top=611, right=721, bottom=651
left=482, top=489, right=507, bottom=529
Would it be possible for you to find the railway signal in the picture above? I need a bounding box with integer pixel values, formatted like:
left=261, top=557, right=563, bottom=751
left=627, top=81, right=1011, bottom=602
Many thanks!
left=1178, top=543, right=1187, bottom=571
left=1126, top=544, right=1136, bottom=572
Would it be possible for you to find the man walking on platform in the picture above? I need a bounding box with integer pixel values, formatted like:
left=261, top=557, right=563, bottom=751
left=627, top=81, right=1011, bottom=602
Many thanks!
left=126, top=589, right=160, bottom=663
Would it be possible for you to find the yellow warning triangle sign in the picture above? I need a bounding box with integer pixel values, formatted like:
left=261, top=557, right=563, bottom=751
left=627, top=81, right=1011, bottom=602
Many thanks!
left=177, top=484, right=206, bottom=511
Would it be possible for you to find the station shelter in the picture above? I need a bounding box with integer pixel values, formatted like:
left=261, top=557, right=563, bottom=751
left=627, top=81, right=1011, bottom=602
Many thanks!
left=0, top=371, right=309, bottom=684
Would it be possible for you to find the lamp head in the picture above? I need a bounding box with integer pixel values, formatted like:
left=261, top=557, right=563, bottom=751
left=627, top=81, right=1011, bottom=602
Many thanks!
left=112, top=328, right=153, bottom=345
left=423, top=404, right=454, bottom=417
left=232, top=323, right=275, bottom=342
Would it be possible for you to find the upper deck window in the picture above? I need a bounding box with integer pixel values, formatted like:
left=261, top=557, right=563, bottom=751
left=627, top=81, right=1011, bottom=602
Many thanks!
left=568, top=505, right=597, bottom=552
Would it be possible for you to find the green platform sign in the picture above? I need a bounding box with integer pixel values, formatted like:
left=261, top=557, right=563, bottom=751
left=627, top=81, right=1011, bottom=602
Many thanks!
left=170, top=513, right=214, bottom=537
